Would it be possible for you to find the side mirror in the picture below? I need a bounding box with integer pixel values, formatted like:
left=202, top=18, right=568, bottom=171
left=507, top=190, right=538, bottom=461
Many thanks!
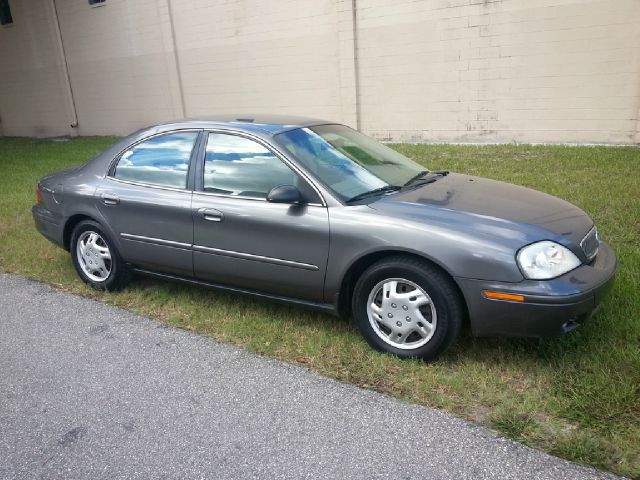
left=266, top=185, right=302, bottom=204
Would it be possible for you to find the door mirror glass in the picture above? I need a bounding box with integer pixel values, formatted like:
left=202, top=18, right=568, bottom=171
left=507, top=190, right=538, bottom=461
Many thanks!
left=266, top=185, right=301, bottom=204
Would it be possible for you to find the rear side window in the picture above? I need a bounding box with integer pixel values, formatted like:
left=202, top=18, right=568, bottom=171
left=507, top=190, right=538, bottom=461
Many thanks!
left=114, top=132, right=198, bottom=189
left=203, top=133, right=296, bottom=199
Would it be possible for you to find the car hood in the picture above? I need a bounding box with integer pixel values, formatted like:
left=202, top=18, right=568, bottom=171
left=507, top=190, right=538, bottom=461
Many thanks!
left=370, top=173, right=593, bottom=245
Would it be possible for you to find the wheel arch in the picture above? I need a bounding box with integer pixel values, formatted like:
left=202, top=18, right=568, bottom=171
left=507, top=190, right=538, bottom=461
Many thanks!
left=63, top=214, right=95, bottom=251
left=336, top=249, right=469, bottom=322
left=62, top=210, right=117, bottom=252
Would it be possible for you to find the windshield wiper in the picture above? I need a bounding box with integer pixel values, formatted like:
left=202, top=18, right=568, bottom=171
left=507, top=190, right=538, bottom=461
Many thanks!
left=403, top=170, right=449, bottom=187
left=345, top=185, right=401, bottom=204
left=403, top=170, right=430, bottom=186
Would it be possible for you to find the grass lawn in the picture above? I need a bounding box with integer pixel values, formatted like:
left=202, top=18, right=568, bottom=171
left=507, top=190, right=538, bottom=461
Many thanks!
left=0, top=137, right=638, bottom=477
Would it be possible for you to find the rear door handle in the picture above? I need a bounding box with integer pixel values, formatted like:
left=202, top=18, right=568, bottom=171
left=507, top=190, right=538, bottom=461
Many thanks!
left=198, top=207, right=224, bottom=222
left=101, top=193, right=120, bottom=205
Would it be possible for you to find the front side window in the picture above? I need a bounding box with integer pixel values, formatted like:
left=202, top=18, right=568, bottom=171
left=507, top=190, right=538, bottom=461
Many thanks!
left=114, top=132, right=198, bottom=189
left=203, top=133, right=296, bottom=199
left=276, top=125, right=425, bottom=201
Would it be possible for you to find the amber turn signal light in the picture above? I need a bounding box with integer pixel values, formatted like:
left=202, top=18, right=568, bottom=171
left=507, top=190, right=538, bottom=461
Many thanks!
left=482, top=291, right=525, bottom=302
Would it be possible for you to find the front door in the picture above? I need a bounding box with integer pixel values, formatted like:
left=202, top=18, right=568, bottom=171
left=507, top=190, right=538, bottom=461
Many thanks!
left=192, top=132, right=329, bottom=302
left=96, top=130, right=200, bottom=276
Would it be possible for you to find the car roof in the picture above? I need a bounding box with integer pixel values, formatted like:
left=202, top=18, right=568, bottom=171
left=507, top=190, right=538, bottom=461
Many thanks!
left=154, top=114, right=336, bottom=136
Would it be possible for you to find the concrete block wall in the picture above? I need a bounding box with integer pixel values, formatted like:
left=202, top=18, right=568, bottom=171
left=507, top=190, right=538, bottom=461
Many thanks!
left=169, top=0, right=343, bottom=122
left=54, top=0, right=185, bottom=136
left=0, top=0, right=638, bottom=143
left=356, top=0, right=640, bottom=143
left=0, top=0, right=71, bottom=137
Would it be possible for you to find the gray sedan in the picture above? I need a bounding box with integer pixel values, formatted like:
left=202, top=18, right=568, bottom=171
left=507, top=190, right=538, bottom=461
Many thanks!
left=33, top=116, right=617, bottom=360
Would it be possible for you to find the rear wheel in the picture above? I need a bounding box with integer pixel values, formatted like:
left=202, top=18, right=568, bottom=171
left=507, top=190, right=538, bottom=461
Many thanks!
left=71, top=220, right=131, bottom=291
left=352, top=256, right=463, bottom=360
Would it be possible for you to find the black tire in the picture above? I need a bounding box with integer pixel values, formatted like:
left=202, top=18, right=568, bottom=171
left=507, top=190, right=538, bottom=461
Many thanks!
left=352, top=256, right=463, bottom=361
left=70, top=219, right=132, bottom=291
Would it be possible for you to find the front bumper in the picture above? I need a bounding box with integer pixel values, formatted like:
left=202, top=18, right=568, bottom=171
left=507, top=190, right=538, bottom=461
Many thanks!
left=457, top=241, right=617, bottom=337
left=32, top=204, right=64, bottom=248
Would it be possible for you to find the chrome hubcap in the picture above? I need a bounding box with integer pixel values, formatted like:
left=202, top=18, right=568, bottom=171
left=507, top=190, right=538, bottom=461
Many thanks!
left=366, top=278, right=437, bottom=350
left=76, top=231, right=112, bottom=282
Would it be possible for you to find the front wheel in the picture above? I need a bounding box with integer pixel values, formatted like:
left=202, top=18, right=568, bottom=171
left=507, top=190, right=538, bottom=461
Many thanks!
left=352, top=256, right=463, bottom=360
left=70, top=220, right=131, bottom=291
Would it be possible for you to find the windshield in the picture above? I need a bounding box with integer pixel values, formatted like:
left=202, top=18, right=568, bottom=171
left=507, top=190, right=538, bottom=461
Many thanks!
left=275, top=125, right=426, bottom=201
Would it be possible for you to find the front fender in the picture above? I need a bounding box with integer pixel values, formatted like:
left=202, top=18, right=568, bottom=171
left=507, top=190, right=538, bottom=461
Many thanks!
left=324, top=206, right=528, bottom=301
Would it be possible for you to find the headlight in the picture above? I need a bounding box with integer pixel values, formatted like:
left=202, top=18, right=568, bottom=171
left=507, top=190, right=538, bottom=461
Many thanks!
left=517, top=241, right=581, bottom=280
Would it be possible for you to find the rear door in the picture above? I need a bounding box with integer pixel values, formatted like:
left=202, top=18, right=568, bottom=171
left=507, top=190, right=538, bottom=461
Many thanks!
left=191, top=131, right=330, bottom=302
left=95, top=130, right=201, bottom=276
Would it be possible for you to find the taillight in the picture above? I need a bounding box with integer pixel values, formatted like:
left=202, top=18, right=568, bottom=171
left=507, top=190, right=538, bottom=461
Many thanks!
left=36, top=185, right=43, bottom=205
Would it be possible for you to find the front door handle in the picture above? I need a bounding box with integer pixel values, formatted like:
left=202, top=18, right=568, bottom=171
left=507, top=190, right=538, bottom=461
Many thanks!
left=101, top=193, right=120, bottom=205
left=198, top=207, right=224, bottom=222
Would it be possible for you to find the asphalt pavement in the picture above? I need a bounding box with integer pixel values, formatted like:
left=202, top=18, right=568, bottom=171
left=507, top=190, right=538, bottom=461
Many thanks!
left=0, top=273, right=622, bottom=479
